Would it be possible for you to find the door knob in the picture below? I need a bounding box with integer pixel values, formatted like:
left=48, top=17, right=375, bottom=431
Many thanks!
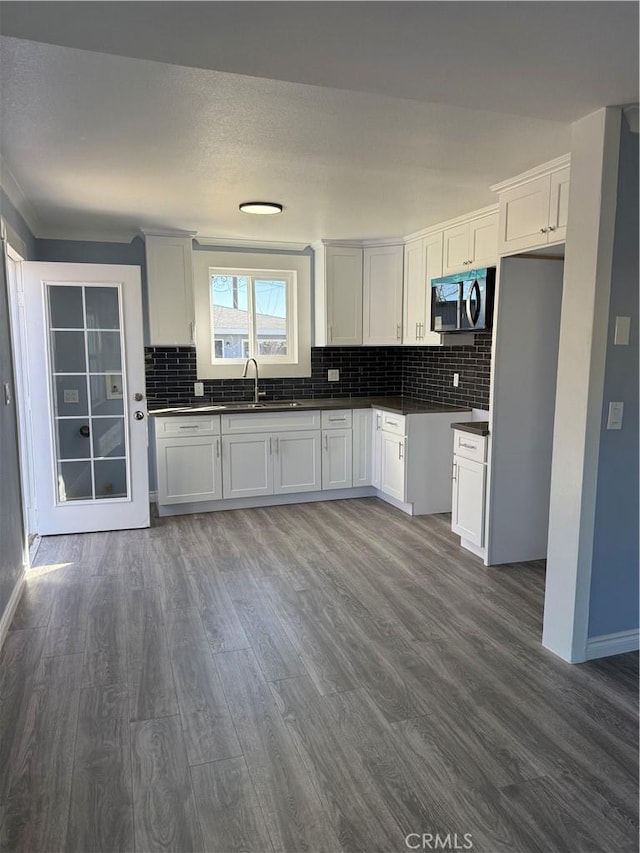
left=134, top=411, right=145, bottom=420
left=79, top=424, right=90, bottom=437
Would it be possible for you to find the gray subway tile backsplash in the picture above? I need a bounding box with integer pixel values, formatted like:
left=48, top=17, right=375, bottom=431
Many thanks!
left=145, top=333, right=492, bottom=409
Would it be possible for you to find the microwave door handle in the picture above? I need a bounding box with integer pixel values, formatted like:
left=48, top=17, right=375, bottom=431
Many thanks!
left=466, top=280, right=481, bottom=327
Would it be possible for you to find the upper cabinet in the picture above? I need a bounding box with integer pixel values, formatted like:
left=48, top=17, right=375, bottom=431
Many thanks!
left=403, top=232, right=444, bottom=346
left=144, top=232, right=196, bottom=346
left=442, top=211, right=498, bottom=276
left=362, top=244, right=404, bottom=345
left=314, top=243, right=363, bottom=346
left=492, top=156, right=571, bottom=256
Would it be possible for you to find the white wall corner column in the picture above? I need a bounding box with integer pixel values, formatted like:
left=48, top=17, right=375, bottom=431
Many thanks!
left=542, top=107, right=622, bottom=663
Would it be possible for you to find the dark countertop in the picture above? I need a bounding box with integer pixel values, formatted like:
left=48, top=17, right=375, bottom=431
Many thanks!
left=450, top=420, right=490, bottom=436
left=148, top=395, right=471, bottom=417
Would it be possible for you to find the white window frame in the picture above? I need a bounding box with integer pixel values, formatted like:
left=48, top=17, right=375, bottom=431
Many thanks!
left=193, top=250, right=312, bottom=379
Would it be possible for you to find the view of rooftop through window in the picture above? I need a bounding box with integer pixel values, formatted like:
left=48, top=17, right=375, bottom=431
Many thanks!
left=210, top=272, right=289, bottom=360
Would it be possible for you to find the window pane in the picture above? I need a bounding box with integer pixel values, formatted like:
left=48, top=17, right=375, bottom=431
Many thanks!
left=211, top=275, right=249, bottom=359
left=51, top=331, right=86, bottom=373
left=56, top=418, right=92, bottom=460
left=85, top=287, right=120, bottom=329
left=87, top=331, right=122, bottom=372
left=90, top=374, right=124, bottom=415
left=94, top=459, right=128, bottom=499
left=49, top=286, right=84, bottom=328
left=92, top=417, right=125, bottom=458
left=57, top=461, right=93, bottom=501
left=254, top=279, right=287, bottom=356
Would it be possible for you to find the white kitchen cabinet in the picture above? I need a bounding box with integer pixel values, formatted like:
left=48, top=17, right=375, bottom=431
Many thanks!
left=362, top=244, right=404, bottom=345
left=451, top=429, right=488, bottom=549
left=403, top=233, right=446, bottom=346
left=322, top=429, right=352, bottom=490
left=274, top=431, right=322, bottom=494
left=144, top=233, right=195, bottom=346
left=494, top=158, right=570, bottom=255
left=352, top=409, right=373, bottom=487
left=452, top=455, right=486, bottom=546
left=314, top=244, right=363, bottom=346
left=222, top=433, right=273, bottom=499
left=155, top=415, right=222, bottom=505
left=379, top=430, right=406, bottom=501
left=442, top=211, right=498, bottom=275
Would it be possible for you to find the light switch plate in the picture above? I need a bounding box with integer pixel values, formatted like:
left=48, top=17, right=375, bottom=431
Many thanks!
left=607, top=401, right=624, bottom=430
left=194, top=381, right=204, bottom=396
left=64, top=388, right=80, bottom=404
left=327, top=369, right=339, bottom=382
left=614, top=316, right=631, bottom=345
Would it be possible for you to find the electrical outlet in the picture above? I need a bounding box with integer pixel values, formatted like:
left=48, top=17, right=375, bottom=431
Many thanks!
left=63, top=389, right=80, bottom=404
left=327, top=369, right=339, bottom=382
left=453, top=373, right=460, bottom=388
left=194, top=381, right=204, bottom=396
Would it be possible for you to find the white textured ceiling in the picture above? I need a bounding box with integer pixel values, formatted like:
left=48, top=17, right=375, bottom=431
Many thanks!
left=0, top=1, right=637, bottom=243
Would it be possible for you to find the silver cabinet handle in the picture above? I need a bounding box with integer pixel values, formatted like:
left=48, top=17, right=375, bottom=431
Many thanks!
left=275, top=436, right=279, bottom=454
left=189, top=321, right=195, bottom=344
left=328, top=323, right=333, bottom=343
left=179, top=425, right=198, bottom=429
left=398, top=441, right=404, bottom=460
left=453, top=462, right=457, bottom=481
left=328, top=416, right=346, bottom=422
left=324, top=434, right=329, bottom=450
left=386, top=419, right=398, bottom=427
left=376, top=414, right=381, bottom=431
left=396, top=324, right=402, bottom=340
left=460, top=441, right=477, bottom=449
left=269, top=436, right=273, bottom=455
left=216, top=438, right=220, bottom=458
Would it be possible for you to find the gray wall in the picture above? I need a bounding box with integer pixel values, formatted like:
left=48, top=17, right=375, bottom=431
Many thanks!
left=0, top=248, right=26, bottom=624
left=0, top=188, right=37, bottom=260
left=588, top=119, right=639, bottom=638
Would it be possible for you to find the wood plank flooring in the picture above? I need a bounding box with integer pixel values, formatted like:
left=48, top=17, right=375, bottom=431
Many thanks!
left=0, top=498, right=637, bottom=853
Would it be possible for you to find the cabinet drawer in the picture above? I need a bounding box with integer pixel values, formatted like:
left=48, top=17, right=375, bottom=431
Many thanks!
left=321, top=409, right=353, bottom=429
left=453, top=430, right=487, bottom=463
left=222, top=410, right=321, bottom=434
left=380, top=411, right=406, bottom=436
left=155, top=415, right=221, bottom=437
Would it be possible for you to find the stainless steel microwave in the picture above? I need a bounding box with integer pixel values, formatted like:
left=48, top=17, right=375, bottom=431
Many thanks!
left=430, top=267, right=496, bottom=333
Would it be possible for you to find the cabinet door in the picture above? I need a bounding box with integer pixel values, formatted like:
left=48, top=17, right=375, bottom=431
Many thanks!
left=469, top=212, right=498, bottom=268
left=273, top=431, right=321, bottom=495
left=352, top=409, right=373, bottom=487
left=420, top=232, right=445, bottom=345
left=222, top=433, right=273, bottom=498
left=379, top=431, right=406, bottom=502
left=548, top=167, right=570, bottom=243
left=498, top=175, right=551, bottom=255
left=145, top=235, right=194, bottom=346
left=157, top=436, right=222, bottom=505
left=326, top=246, right=363, bottom=346
left=402, top=238, right=425, bottom=345
left=442, top=223, right=470, bottom=275
left=451, top=455, right=486, bottom=546
left=322, top=429, right=353, bottom=490
left=363, top=245, right=404, bottom=345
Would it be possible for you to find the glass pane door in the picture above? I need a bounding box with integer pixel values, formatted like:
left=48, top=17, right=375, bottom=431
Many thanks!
left=47, top=284, right=129, bottom=503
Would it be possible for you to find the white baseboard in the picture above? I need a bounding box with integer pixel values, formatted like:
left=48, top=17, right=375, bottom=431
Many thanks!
left=585, top=628, right=640, bottom=660
left=0, top=570, right=26, bottom=651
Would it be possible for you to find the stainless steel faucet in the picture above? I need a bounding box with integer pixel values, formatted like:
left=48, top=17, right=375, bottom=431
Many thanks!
left=242, top=357, right=260, bottom=403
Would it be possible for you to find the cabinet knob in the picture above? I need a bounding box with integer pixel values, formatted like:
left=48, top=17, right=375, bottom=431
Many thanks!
left=540, top=227, right=549, bottom=233
left=548, top=225, right=556, bottom=232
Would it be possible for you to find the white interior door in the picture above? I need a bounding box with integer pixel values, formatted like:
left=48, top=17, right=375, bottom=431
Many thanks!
left=21, top=262, right=149, bottom=535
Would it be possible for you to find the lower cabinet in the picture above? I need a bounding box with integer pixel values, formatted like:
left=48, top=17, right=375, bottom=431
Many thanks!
left=222, top=431, right=321, bottom=499
left=352, top=409, right=373, bottom=486
left=451, top=430, right=488, bottom=548
left=322, top=429, right=353, bottom=490
left=451, top=456, right=486, bottom=546
left=157, top=435, right=223, bottom=504
left=379, top=430, right=406, bottom=501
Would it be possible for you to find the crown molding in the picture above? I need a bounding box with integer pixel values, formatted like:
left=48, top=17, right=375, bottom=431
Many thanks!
left=0, top=154, right=42, bottom=237
left=403, top=203, right=499, bottom=243
left=490, top=153, right=571, bottom=194
left=196, top=236, right=310, bottom=252
left=139, top=227, right=198, bottom=239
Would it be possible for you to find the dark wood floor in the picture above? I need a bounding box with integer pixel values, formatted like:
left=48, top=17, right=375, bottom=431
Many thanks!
left=0, top=498, right=637, bottom=853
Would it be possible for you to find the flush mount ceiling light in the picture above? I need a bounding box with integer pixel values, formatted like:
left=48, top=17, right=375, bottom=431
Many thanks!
left=239, top=201, right=283, bottom=215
